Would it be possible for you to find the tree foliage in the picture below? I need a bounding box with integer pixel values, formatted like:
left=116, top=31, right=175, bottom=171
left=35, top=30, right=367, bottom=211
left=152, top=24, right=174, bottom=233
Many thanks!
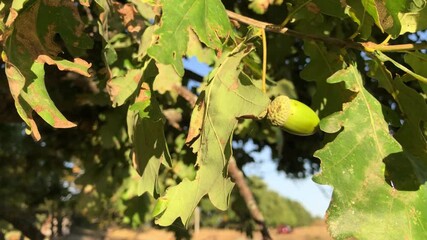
left=1, top=0, right=427, bottom=239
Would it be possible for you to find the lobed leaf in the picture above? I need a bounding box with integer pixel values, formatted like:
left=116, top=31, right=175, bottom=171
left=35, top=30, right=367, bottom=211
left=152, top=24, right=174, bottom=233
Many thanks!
left=147, top=0, right=232, bottom=76
left=152, top=63, right=181, bottom=96
left=314, top=65, right=427, bottom=240
left=369, top=59, right=427, bottom=190
left=4, top=0, right=92, bottom=140
left=404, top=51, right=427, bottom=94
left=345, top=0, right=374, bottom=39
left=108, top=68, right=144, bottom=107
left=300, top=41, right=349, bottom=118
left=398, top=2, right=427, bottom=35
left=126, top=61, right=172, bottom=198
left=361, top=0, right=405, bottom=36
left=154, top=42, right=270, bottom=226
left=360, top=0, right=427, bottom=36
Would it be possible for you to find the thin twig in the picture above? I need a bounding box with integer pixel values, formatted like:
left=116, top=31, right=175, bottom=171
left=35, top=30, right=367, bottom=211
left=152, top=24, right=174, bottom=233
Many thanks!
left=183, top=69, right=204, bottom=83
left=362, top=42, right=427, bottom=52
left=372, top=51, right=427, bottom=83
left=173, top=85, right=197, bottom=107
left=226, top=10, right=427, bottom=52
left=226, top=10, right=282, bottom=31
left=226, top=10, right=355, bottom=49
left=261, top=28, right=267, bottom=93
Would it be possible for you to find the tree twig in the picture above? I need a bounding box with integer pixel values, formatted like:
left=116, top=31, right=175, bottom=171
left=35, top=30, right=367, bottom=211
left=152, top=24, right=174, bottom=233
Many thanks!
left=226, top=10, right=354, bottom=49
left=226, top=10, right=427, bottom=52
left=173, top=85, right=198, bottom=107
left=173, top=85, right=273, bottom=239
left=183, top=69, right=204, bottom=83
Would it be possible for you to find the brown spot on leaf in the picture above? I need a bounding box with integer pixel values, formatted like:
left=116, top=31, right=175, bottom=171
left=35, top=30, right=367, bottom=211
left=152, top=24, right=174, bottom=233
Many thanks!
left=128, top=25, right=142, bottom=33
left=186, top=98, right=205, bottom=144
left=229, top=80, right=239, bottom=91
left=306, top=2, right=321, bottom=14
left=74, top=58, right=92, bottom=71
left=5, top=8, right=18, bottom=27
left=36, top=55, right=92, bottom=77
left=5, top=63, right=25, bottom=99
left=29, top=117, right=41, bottom=141
left=117, top=4, right=137, bottom=25
left=79, top=0, right=90, bottom=7
left=33, top=104, right=76, bottom=129
left=115, top=3, right=142, bottom=33
left=135, top=82, right=151, bottom=103
left=216, top=49, right=222, bottom=58
left=132, top=153, right=141, bottom=175
left=132, top=72, right=143, bottom=83
left=375, top=0, right=393, bottom=31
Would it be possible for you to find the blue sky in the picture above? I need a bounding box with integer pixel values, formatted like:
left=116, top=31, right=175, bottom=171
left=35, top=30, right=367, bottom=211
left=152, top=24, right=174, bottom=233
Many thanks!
left=243, top=147, right=332, bottom=217
left=183, top=57, right=333, bottom=218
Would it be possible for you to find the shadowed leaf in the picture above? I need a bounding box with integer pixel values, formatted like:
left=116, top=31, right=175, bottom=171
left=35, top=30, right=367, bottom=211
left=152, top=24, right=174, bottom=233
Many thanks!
left=369, top=59, right=427, bottom=190
left=3, top=0, right=92, bottom=140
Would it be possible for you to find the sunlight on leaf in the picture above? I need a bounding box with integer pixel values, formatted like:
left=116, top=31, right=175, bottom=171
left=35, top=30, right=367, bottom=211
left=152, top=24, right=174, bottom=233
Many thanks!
left=314, top=65, right=427, bottom=240
left=147, top=0, right=232, bottom=76
left=154, top=41, right=270, bottom=227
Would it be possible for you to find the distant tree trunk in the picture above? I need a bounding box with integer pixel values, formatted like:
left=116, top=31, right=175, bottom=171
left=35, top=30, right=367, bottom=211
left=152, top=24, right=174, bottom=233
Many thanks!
left=228, top=157, right=272, bottom=240
left=0, top=204, right=45, bottom=240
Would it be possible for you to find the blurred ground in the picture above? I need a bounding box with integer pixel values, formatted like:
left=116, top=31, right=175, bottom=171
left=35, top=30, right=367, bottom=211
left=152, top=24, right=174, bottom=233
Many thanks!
left=62, top=221, right=332, bottom=240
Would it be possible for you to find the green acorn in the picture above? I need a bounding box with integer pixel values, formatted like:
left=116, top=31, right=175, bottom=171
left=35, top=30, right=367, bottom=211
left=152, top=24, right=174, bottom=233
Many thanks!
left=266, top=95, right=320, bottom=136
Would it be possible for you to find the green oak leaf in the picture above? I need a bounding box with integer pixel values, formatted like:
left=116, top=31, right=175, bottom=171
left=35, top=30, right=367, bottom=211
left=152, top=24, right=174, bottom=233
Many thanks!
left=4, top=0, right=92, bottom=140
left=346, top=0, right=374, bottom=39
left=314, top=65, right=427, bottom=240
left=153, top=63, right=181, bottom=100
left=107, top=68, right=144, bottom=107
left=147, top=0, right=232, bottom=76
left=398, top=6, right=427, bottom=34
left=186, top=29, right=216, bottom=66
left=99, top=109, right=127, bottom=149
left=313, top=0, right=346, bottom=18
left=368, top=59, right=427, bottom=190
left=128, top=92, right=172, bottom=198
left=361, top=0, right=406, bottom=37
left=300, top=41, right=349, bottom=118
left=125, top=60, right=171, bottom=198
left=154, top=42, right=270, bottom=226
left=152, top=197, right=169, bottom=218
left=404, top=51, right=427, bottom=94
left=137, top=25, right=156, bottom=60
